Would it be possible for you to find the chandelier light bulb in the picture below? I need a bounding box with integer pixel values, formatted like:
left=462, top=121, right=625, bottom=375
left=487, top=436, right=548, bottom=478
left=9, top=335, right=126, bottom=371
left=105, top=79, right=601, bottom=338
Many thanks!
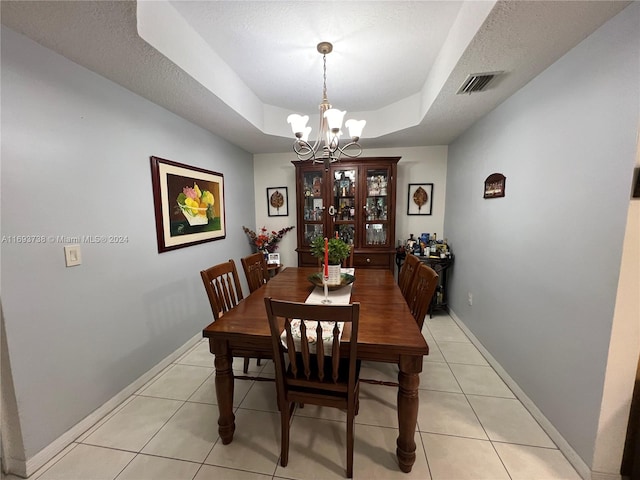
left=323, top=109, right=346, bottom=132
left=345, top=119, right=366, bottom=140
left=287, top=114, right=309, bottom=137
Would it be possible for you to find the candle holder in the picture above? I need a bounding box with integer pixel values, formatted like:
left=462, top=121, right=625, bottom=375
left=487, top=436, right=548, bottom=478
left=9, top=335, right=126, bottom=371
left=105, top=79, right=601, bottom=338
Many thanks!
left=321, top=275, right=331, bottom=304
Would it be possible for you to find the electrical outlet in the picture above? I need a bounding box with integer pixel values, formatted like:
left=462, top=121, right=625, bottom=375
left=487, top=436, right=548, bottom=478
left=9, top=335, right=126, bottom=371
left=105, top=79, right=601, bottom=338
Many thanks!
left=467, top=292, right=473, bottom=306
left=64, top=245, right=82, bottom=267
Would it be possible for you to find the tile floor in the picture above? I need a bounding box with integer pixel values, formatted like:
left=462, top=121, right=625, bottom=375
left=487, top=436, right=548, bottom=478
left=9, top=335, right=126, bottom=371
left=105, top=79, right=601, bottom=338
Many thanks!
left=4, top=314, right=582, bottom=480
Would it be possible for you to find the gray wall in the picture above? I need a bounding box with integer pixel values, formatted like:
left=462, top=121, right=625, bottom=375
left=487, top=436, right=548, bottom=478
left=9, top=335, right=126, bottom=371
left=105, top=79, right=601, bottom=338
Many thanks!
left=1, top=27, right=255, bottom=458
left=444, top=4, right=639, bottom=467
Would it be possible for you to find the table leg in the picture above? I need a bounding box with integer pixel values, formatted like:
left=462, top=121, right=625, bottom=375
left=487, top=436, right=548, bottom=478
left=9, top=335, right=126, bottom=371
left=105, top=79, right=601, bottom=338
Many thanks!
left=212, top=340, right=235, bottom=444
left=396, top=355, right=422, bottom=473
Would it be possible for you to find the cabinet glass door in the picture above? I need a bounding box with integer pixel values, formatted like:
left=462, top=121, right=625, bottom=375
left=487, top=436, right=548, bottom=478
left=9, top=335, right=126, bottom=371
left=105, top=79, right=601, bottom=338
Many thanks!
left=331, top=167, right=357, bottom=245
left=364, top=168, right=390, bottom=246
left=301, top=170, right=324, bottom=245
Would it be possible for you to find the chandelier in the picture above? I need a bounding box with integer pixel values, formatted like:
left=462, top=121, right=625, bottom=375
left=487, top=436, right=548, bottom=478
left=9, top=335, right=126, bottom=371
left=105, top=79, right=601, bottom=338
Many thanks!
left=287, top=42, right=366, bottom=169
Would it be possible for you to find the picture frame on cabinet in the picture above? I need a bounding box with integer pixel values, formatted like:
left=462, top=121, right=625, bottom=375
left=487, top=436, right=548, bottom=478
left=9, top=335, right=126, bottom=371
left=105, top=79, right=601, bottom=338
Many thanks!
left=267, top=186, right=289, bottom=216
left=407, top=183, right=433, bottom=215
left=150, top=156, right=226, bottom=253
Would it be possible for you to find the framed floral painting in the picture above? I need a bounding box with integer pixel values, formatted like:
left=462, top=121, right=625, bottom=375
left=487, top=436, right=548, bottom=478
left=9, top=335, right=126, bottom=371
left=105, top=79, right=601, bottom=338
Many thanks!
left=267, top=186, right=289, bottom=216
left=150, top=156, right=225, bottom=252
left=407, top=183, right=433, bottom=215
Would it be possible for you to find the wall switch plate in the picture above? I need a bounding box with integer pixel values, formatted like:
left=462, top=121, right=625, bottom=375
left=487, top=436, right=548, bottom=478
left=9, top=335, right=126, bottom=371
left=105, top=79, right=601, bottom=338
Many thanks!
left=64, top=245, right=82, bottom=267
left=468, top=292, right=473, bottom=306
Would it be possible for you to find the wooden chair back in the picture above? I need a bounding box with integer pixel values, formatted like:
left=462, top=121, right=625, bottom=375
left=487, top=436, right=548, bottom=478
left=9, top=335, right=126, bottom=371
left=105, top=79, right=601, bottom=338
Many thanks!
left=398, top=253, right=421, bottom=300
left=342, top=245, right=354, bottom=268
left=241, top=252, right=270, bottom=293
left=264, top=298, right=361, bottom=478
left=405, top=264, right=439, bottom=330
left=200, top=259, right=244, bottom=319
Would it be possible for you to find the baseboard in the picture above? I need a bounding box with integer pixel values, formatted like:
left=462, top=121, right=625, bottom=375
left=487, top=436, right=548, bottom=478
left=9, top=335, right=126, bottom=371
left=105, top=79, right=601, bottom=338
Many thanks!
left=448, top=309, right=594, bottom=480
left=19, top=333, right=202, bottom=478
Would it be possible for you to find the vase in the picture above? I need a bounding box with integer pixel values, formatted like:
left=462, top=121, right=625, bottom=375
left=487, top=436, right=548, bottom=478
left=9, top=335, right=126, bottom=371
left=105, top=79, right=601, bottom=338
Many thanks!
left=325, top=263, right=342, bottom=286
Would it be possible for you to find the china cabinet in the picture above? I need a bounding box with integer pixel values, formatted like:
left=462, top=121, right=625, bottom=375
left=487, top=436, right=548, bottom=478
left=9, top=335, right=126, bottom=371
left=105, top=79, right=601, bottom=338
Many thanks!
left=293, top=157, right=400, bottom=272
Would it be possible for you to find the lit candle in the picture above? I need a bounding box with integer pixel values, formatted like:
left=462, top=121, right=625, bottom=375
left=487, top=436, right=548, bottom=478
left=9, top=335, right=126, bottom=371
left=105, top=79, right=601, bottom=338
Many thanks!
left=324, top=237, right=329, bottom=277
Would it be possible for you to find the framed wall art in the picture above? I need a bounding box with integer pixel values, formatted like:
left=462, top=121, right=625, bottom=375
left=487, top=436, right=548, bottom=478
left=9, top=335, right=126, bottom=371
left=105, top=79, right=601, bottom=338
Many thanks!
left=150, top=156, right=225, bottom=253
left=484, top=173, right=506, bottom=198
left=267, top=186, right=289, bottom=216
left=407, top=183, right=433, bottom=215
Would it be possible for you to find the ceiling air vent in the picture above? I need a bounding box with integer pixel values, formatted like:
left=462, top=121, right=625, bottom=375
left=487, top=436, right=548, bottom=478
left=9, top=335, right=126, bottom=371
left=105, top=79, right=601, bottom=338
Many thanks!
left=457, top=72, right=502, bottom=94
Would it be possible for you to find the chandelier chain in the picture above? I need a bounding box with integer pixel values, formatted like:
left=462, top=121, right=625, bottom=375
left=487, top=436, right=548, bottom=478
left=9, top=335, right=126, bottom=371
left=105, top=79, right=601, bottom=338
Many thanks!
left=322, top=53, right=327, bottom=102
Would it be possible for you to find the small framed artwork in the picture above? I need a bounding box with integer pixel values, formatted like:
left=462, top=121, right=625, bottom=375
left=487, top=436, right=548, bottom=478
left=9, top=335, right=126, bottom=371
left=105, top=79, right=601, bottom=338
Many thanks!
left=407, top=183, right=433, bottom=215
left=267, top=186, right=288, bottom=216
left=484, top=173, right=506, bottom=198
left=150, top=156, right=225, bottom=253
left=267, top=253, right=280, bottom=265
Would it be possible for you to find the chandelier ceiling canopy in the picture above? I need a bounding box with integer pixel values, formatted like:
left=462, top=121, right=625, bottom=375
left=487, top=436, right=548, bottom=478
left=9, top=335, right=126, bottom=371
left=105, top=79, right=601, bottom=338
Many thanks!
left=287, top=42, right=366, bottom=169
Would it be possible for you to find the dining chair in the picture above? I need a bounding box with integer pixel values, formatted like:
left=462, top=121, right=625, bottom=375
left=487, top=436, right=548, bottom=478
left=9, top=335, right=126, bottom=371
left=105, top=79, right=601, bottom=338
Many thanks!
left=342, top=244, right=354, bottom=268
left=264, top=298, right=361, bottom=478
left=398, top=253, right=421, bottom=300
left=405, top=263, right=439, bottom=330
left=241, top=252, right=270, bottom=293
left=200, top=259, right=257, bottom=374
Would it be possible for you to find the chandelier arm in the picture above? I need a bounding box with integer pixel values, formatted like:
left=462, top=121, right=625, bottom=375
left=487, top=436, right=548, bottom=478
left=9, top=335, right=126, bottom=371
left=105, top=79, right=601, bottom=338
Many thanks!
left=335, top=141, right=363, bottom=159
left=292, top=140, right=317, bottom=161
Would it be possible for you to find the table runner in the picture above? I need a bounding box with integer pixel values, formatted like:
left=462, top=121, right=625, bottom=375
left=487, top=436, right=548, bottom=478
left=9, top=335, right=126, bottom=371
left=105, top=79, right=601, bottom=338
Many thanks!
left=282, top=268, right=354, bottom=354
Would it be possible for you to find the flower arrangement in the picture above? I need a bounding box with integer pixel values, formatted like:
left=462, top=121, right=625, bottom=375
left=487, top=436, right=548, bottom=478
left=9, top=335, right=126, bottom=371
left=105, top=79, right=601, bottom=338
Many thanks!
left=242, top=225, right=295, bottom=253
left=177, top=183, right=215, bottom=226
left=310, top=236, right=351, bottom=265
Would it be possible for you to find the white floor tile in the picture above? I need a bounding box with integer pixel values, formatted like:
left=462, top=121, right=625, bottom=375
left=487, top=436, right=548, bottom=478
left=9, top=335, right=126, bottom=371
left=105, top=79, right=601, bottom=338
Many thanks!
left=237, top=379, right=279, bottom=412
left=493, top=443, right=581, bottom=479
left=176, top=340, right=216, bottom=368
left=467, top=395, right=556, bottom=448
left=449, top=363, right=515, bottom=398
left=37, top=444, right=135, bottom=480
left=188, top=372, right=254, bottom=407
left=419, top=361, right=462, bottom=393
left=422, top=433, right=510, bottom=480
left=194, top=464, right=272, bottom=480
left=437, top=341, right=489, bottom=366
left=360, top=360, right=399, bottom=383
left=353, top=424, right=431, bottom=480
left=272, top=415, right=353, bottom=480
left=76, top=396, right=136, bottom=443
left=81, top=396, right=183, bottom=452
left=417, top=390, right=487, bottom=439
left=141, top=402, right=219, bottom=463
left=115, top=454, right=200, bottom=480
left=139, top=364, right=213, bottom=401
left=355, top=383, right=401, bottom=428
left=423, top=341, right=446, bottom=363
left=426, top=324, right=471, bottom=343
left=205, top=409, right=281, bottom=475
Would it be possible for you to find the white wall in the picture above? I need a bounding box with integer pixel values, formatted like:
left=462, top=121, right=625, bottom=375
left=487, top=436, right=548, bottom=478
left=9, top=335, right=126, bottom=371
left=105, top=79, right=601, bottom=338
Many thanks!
left=253, top=146, right=448, bottom=270
left=444, top=4, right=639, bottom=473
left=0, top=26, right=255, bottom=465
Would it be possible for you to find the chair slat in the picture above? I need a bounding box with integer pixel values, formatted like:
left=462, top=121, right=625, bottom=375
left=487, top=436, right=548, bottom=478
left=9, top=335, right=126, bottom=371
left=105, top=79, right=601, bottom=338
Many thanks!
left=316, top=322, right=325, bottom=381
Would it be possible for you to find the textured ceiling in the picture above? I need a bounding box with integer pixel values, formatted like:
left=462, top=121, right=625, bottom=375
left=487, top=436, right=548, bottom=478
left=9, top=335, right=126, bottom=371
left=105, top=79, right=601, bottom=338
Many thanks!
left=1, top=1, right=631, bottom=154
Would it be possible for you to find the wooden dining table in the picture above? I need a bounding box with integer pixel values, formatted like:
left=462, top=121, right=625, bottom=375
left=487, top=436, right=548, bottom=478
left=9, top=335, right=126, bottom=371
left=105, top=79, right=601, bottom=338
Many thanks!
left=202, top=266, right=429, bottom=473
